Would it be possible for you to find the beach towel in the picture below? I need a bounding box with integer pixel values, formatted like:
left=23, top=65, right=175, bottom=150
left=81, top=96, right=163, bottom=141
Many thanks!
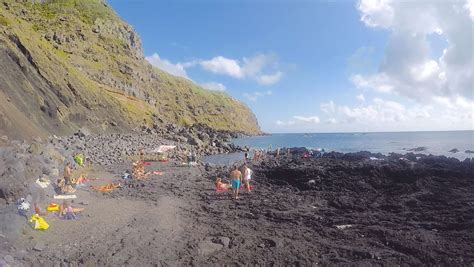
left=35, top=178, right=50, bottom=189
left=46, top=203, right=60, bottom=212
left=51, top=210, right=83, bottom=220
left=216, top=185, right=230, bottom=193
left=54, top=194, right=77, bottom=200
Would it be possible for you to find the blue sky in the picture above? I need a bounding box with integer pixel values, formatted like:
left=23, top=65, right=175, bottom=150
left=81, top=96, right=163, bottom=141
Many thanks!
left=108, top=0, right=474, bottom=133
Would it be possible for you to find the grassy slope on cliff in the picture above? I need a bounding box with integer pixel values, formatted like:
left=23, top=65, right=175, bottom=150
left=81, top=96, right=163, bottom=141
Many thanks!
left=0, top=0, right=260, bottom=139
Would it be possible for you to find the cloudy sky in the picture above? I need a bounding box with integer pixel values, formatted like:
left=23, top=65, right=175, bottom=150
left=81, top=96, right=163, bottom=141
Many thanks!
left=109, top=0, right=473, bottom=133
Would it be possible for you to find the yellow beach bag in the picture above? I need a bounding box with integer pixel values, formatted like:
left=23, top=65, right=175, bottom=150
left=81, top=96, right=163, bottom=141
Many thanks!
left=29, top=214, right=49, bottom=230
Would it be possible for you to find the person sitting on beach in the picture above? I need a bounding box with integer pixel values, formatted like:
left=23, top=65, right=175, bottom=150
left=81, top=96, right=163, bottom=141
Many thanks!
left=215, top=177, right=232, bottom=190
left=59, top=201, right=84, bottom=220
left=132, top=160, right=150, bottom=180
left=71, top=174, right=98, bottom=185
left=56, top=178, right=76, bottom=194
left=230, top=166, right=242, bottom=200
left=242, top=163, right=253, bottom=192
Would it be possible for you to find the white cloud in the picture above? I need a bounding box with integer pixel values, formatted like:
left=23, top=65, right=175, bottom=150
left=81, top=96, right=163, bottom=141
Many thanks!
left=146, top=53, right=285, bottom=85
left=146, top=53, right=188, bottom=78
left=354, top=0, right=473, bottom=104
left=465, top=0, right=474, bottom=19
left=196, top=54, right=284, bottom=85
left=351, top=73, right=393, bottom=93
left=201, top=82, right=226, bottom=92
left=243, top=90, right=272, bottom=102
left=318, top=97, right=474, bottom=130
left=256, top=71, right=283, bottom=85
left=276, top=120, right=295, bottom=126
left=241, top=54, right=275, bottom=77
left=275, top=116, right=320, bottom=127
left=357, top=94, right=366, bottom=101
left=358, top=0, right=394, bottom=28
left=293, top=116, right=320, bottom=124
left=199, top=56, right=243, bottom=78
left=320, top=101, right=336, bottom=114
left=337, top=98, right=406, bottom=123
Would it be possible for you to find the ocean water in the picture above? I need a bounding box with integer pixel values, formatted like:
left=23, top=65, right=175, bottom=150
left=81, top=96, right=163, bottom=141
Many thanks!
left=232, top=131, right=474, bottom=160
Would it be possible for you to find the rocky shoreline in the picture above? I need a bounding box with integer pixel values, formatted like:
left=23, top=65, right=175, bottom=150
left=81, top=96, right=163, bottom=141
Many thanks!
left=0, top=133, right=473, bottom=265
left=201, top=150, right=473, bottom=265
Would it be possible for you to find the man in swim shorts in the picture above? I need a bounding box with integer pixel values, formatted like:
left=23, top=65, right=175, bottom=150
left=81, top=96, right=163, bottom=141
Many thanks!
left=230, top=165, right=242, bottom=200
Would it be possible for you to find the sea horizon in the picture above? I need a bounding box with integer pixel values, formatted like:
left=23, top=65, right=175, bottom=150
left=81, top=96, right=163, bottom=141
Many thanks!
left=265, top=129, right=474, bottom=135
left=233, top=130, right=474, bottom=160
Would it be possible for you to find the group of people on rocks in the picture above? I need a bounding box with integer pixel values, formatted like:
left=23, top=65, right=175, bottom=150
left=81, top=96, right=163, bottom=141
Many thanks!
left=215, top=163, right=253, bottom=200
left=55, top=157, right=94, bottom=194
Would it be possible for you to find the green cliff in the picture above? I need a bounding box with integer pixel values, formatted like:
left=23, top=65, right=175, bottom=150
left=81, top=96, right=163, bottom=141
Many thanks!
left=0, top=0, right=261, bottom=140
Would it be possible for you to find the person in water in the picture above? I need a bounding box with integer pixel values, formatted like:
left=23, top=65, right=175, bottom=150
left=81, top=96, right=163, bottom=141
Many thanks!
left=230, top=165, right=242, bottom=199
left=242, top=163, right=253, bottom=192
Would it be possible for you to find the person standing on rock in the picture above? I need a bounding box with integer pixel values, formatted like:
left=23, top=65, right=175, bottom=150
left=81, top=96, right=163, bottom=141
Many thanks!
left=64, top=161, right=72, bottom=185
left=242, top=163, right=253, bottom=192
left=230, top=165, right=242, bottom=200
left=139, top=148, right=145, bottom=162
left=253, top=150, right=259, bottom=163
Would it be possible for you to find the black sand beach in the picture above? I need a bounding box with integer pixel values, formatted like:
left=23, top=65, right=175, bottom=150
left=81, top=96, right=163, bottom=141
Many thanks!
left=1, top=138, right=473, bottom=266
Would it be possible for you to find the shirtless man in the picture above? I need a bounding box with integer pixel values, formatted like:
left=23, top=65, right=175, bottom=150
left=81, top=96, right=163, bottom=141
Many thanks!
left=64, top=162, right=72, bottom=185
left=230, top=165, right=242, bottom=200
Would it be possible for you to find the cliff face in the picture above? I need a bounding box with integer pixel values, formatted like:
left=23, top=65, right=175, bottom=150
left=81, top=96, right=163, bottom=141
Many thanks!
left=0, top=0, right=261, bottom=140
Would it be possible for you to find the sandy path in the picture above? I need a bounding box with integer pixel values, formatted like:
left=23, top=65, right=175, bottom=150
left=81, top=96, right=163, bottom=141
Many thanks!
left=11, top=162, right=204, bottom=266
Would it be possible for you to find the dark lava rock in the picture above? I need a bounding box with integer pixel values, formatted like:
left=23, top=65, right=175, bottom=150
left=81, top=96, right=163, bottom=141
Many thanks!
left=407, top=146, right=427, bottom=152
left=33, top=242, right=45, bottom=251
left=217, top=236, right=231, bottom=248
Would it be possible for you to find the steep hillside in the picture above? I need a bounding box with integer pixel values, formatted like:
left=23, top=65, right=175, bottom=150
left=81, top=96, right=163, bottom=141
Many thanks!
left=0, top=0, right=261, bottom=140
